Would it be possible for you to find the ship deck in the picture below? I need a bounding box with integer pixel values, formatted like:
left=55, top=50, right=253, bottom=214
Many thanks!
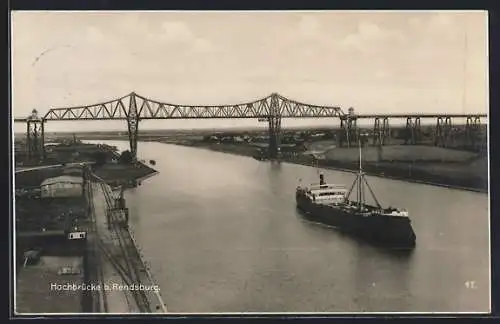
left=323, top=202, right=407, bottom=216
left=297, top=190, right=408, bottom=218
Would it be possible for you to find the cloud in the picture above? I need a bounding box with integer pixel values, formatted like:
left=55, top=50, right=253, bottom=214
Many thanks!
left=409, top=13, right=460, bottom=43
left=151, top=21, right=218, bottom=53
left=192, top=38, right=216, bottom=52
left=85, top=26, right=106, bottom=43
left=428, top=14, right=460, bottom=41
left=428, top=13, right=454, bottom=27
left=297, top=16, right=321, bottom=39
left=408, top=17, right=422, bottom=28
left=159, top=21, right=194, bottom=42
left=375, top=70, right=390, bottom=79
left=337, top=21, right=405, bottom=52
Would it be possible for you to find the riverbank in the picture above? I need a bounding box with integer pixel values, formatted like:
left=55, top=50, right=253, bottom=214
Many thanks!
left=15, top=159, right=158, bottom=191
left=155, top=139, right=488, bottom=193
left=92, top=161, right=158, bottom=188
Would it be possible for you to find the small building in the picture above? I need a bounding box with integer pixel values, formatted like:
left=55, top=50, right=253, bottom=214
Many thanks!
left=40, top=176, right=84, bottom=198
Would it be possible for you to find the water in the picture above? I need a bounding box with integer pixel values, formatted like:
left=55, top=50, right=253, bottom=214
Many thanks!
left=88, top=140, right=490, bottom=313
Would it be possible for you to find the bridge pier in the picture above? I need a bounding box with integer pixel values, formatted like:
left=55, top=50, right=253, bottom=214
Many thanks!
left=340, top=116, right=358, bottom=148
left=338, top=118, right=346, bottom=147
left=405, top=117, right=421, bottom=145
left=339, top=107, right=358, bottom=148
left=372, top=117, right=390, bottom=147
left=435, top=116, right=452, bottom=147
left=465, top=116, right=481, bottom=150
left=339, top=117, right=354, bottom=148
left=25, top=109, right=45, bottom=162
left=267, top=93, right=282, bottom=159
left=268, top=116, right=281, bottom=159
left=127, top=92, right=140, bottom=160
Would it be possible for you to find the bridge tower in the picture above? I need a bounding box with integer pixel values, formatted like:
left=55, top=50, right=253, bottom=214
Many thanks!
left=25, top=109, right=45, bottom=162
left=339, top=107, right=357, bottom=148
left=127, top=92, right=140, bottom=160
left=405, top=117, right=421, bottom=145
left=373, top=117, right=390, bottom=147
left=465, top=116, right=481, bottom=150
left=267, top=93, right=282, bottom=159
left=434, top=116, right=452, bottom=147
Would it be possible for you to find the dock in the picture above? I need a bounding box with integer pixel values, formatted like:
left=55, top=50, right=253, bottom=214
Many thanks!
left=15, top=162, right=166, bottom=314
left=88, top=176, right=167, bottom=313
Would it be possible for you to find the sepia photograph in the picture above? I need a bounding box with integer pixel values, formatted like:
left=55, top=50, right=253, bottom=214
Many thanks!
left=11, top=10, right=489, bottom=314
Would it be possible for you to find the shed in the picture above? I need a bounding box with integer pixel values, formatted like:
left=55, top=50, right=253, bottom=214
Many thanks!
left=63, top=165, right=83, bottom=171
left=40, top=176, right=84, bottom=198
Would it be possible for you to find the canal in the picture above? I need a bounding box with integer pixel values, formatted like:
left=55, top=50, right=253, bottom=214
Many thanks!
left=88, top=140, right=490, bottom=313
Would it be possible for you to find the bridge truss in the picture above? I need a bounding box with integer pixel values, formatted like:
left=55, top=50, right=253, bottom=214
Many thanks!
left=14, top=92, right=487, bottom=162
left=18, top=92, right=344, bottom=160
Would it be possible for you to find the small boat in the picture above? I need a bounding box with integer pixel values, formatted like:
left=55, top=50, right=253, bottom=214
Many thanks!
left=149, top=159, right=156, bottom=165
left=295, top=141, right=416, bottom=249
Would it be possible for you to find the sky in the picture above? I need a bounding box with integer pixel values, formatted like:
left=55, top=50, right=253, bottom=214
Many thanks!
left=11, top=10, right=488, bottom=133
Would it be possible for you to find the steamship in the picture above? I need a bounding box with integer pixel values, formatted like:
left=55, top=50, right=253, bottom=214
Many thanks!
left=295, top=143, right=416, bottom=249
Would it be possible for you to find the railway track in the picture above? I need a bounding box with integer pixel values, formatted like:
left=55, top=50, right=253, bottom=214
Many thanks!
left=86, top=179, right=108, bottom=312
left=99, top=181, right=151, bottom=311
left=90, top=176, right=152, bottom=312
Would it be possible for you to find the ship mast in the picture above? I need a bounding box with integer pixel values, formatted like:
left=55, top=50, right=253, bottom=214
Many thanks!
left=357, top=142, right=364, bottom=209
left=346, top=138, right=382, bottom=210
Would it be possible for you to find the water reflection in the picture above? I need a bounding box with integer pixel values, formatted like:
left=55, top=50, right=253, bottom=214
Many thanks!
left=353, top=240, right=414, bottom=312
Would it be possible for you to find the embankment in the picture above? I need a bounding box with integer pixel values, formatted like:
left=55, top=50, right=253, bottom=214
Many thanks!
left=92, top=161, right=158, bottom=188
left=291, top=154, right=487, bottom=193
left=14, top=142, right=161, bottom=313
left=158, top=139, right=488, bottom=193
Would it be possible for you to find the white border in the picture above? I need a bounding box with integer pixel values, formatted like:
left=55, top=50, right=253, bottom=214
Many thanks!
left=11, top=9, right=491, bottom=316
left=11, top=9, right=18, bottom=316
left=9, top=10, right=489, bottom=13
left=485, top=10, right=491, bottom=315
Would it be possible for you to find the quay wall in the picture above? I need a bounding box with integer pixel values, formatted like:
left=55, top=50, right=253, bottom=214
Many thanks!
left=90, top=174, right=165, bottom=313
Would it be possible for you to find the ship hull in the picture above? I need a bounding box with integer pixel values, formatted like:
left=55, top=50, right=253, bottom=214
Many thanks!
left=296, top=191, right=416, bottom=249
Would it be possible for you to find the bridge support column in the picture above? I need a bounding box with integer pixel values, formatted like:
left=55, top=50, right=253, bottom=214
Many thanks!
left=373, top=117, right=390, bottom=146
left=339, top=116, right=358, bottom=148
left=127, top=92, right=140, bottom=160
left=339, top=118, right=346, bottom=147
left=25, top=109, right=45, bottom=162
left=405, top=117, right=421, bottom=145
left=435, top=116, right=452, bottom=147
left=347, top=117, right=357, bottom=148
left=465, top=116, right=481, bottom=150
left=268, top=93, right=281, bottom=159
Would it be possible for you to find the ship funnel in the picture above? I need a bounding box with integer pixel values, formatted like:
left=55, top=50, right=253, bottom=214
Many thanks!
left=319, top=174, right=325, bottom=185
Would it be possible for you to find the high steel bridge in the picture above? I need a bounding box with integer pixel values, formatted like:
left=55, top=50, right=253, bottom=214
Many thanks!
left=13, top=92, right=487, bottom=161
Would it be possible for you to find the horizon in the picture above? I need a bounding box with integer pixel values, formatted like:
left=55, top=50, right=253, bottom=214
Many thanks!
left=13, top=118, right=477, bottom=137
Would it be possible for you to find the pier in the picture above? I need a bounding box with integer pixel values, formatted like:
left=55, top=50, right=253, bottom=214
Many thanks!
left=88, top=176, right=167, bottom=313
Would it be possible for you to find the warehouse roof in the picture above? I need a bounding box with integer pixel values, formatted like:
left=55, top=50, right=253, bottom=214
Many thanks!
left=62, top=169, right=83, bottom=176
left=63, top=165, right=83, bottom=171
left=40, top=176, right=84, bottom=186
